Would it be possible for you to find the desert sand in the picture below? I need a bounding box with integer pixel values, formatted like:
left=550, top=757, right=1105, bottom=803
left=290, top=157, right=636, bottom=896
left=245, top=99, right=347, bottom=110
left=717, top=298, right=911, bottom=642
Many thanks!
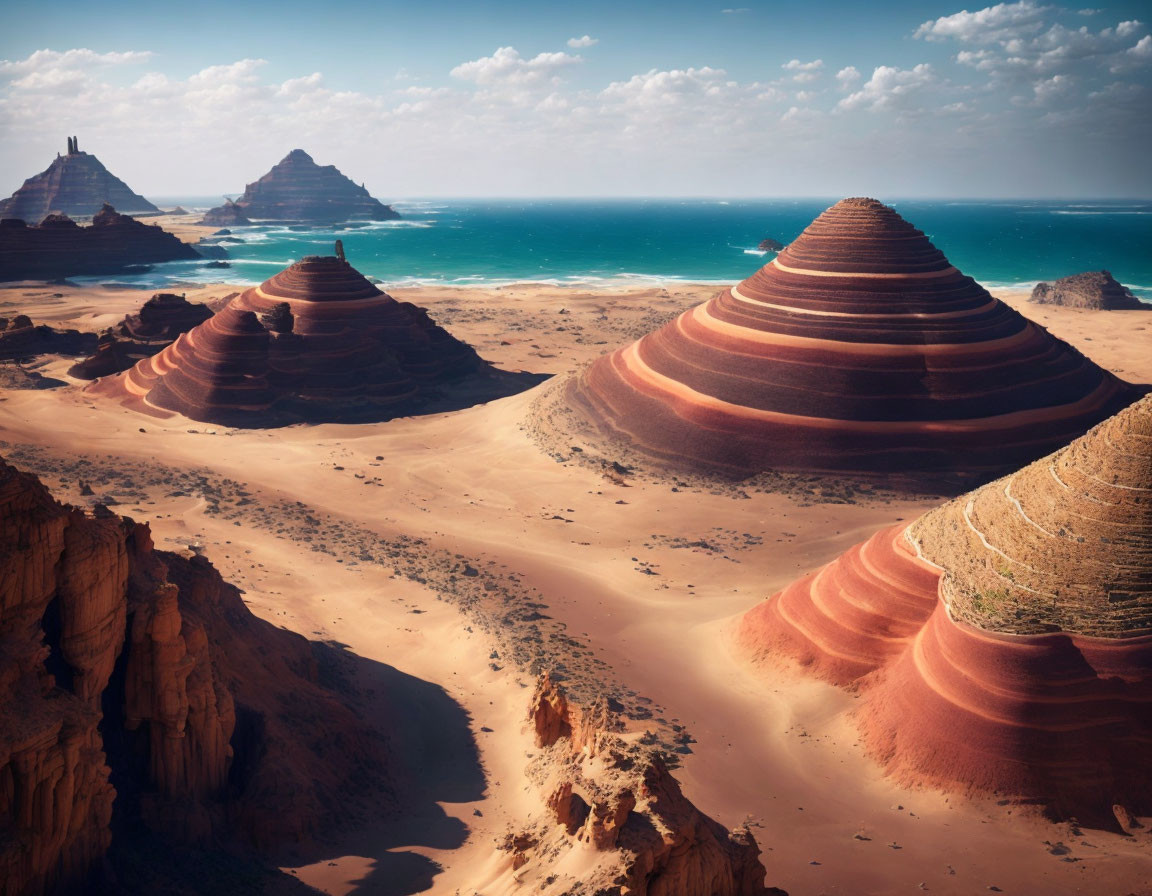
left=1, top=279, right=1150, bottom=895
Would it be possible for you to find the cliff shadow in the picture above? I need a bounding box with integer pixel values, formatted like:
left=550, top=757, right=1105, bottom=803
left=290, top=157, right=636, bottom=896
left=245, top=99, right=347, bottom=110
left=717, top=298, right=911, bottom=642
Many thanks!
left=283, top=640, right=488, bottom=896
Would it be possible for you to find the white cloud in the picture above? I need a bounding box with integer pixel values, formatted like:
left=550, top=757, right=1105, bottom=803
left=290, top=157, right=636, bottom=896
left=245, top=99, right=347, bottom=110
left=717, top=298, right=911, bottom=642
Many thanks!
left=782, top=59, right=823, bottom=71
left=782, top=58, right=824, bottom=83
left=836, top=66, right=861, bottom=88
left=722, top=8, right=750, bottom=13
left=600, top=66, right=732, bottom=106
left=0, top=48, right=152, bottom=74
left=1129, top=34, right=1152, bottom=58
left=450, top=46, right=582, bottom=87
left=0, top=39, right=1147, bottom=198
left=1078, top=8, right=1101, bottom=15
left=567, top=35, right=598, bottom=48
left=1030, top=72, right=1075, bottom=103
left=915, top=1, right=1050, bottom=43
left=837, top=64, right=938, bottom=112
left=187, top=58, right=266, bottom=86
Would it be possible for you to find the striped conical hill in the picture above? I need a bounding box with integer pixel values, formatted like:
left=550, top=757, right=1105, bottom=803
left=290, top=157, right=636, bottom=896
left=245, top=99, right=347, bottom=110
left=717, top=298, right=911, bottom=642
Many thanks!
left=739, top=395, right=1152, bottom=826
left=568, top=198, right=1142, bottom=481
left=92, top=254, right=485, bottom=425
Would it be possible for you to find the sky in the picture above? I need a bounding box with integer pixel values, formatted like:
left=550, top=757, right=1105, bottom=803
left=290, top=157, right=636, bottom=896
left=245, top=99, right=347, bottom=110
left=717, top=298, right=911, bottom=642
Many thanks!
left=1, top=0, right=1150, bottom=198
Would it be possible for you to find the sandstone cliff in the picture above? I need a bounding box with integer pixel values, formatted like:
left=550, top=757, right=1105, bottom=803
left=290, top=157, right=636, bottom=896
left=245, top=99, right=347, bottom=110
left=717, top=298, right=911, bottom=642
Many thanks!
left=0, top=458, right=391, bottom=895
left=0, top=205, right=200, bottom=282
left=1030, top=270, right=1147, bottom=310
left=0, top=140, right=159, bottom=221
left=500, top=677, right=782, bottom=896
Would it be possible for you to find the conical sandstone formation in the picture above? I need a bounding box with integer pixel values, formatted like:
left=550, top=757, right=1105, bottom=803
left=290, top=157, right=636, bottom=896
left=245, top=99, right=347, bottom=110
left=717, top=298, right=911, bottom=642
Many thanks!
left=0, top=204, right=200, bottom=281
left=202, top=149, right=399, bottom=223
left=0, top=457, right=393, bottom=895
left=94, top=253, right=490, bottom=424
left=0, top=138, right=159, bottom=221
left=739, top=395, right=1152, bottom=826
left=568, top=198, right=1141, bottom=481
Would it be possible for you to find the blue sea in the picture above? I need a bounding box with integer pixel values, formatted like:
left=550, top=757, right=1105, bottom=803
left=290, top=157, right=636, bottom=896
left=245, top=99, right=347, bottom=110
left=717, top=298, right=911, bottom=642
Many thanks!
left=116, top=198, right=1152, bottom=302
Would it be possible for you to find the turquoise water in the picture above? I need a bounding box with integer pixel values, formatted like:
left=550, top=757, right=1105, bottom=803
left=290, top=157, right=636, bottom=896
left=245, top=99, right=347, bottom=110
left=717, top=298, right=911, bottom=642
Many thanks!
left=118, top=198, right=1152, bottom=301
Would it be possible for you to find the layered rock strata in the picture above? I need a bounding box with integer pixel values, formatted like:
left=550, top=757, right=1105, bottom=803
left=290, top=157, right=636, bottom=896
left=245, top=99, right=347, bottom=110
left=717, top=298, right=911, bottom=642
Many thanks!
left=1030, top=270, right=1147, bottom=310
left=568, top=198, right=1140, bottom=481
left=68, top=294, right=213, bottom=380
left=0, top=140, right=159, bottom=221
left=504, top=678, right=780, bottom=895
left=96, top=254, right=488, bottom=425
left=206, top=150, right=399, bottom=223
left=0, top=458, right=390, bottom=895
left=739, top=396, right=1152, bottom=826
left=0, top=205, right=199, bottom=281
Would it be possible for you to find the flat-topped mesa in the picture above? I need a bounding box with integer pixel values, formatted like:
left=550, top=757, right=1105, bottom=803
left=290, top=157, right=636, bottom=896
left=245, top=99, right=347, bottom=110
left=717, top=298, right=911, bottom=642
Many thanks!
left=0, top=138, right=159, bottom=221
left=1031, top=270, right=1148, bottom=310
left=567, top=197, right=1143, bottom=484
left=94, top=251, right=487, bottom=425
left=739, top=396, right=1152, bottom=826
left=68, top=294, right=214, bottom=380
left=203, top=149, right=400, bottom=223
left=0, top=204, right=200, bottom=281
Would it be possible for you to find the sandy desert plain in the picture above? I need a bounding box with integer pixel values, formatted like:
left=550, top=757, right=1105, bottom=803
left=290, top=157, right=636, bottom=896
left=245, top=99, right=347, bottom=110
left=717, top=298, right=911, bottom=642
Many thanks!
left=2, top=241, right=1151, bottom=896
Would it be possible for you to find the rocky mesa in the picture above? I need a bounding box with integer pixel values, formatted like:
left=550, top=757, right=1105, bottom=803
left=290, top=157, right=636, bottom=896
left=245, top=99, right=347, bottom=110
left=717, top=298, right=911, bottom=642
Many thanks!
left=0, top=204, right=200, bottom=282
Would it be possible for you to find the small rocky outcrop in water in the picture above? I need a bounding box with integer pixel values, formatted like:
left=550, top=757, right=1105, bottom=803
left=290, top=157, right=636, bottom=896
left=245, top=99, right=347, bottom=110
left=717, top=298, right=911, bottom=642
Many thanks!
left=1030, top=270, right=1147, bottom=310
left=503, top=677, right=782, bottom=895
left=757, top=237, right=784, bottom=252
left=216, top=149, right=400, bottom=223
left=0, top=138, right=159, bottom=221
left=68, top=293, right=214, bottom=380
left=0, top=204, right=200, bottom=281
left=0, top=457, right=393, bottom=894
left=198, top=199, right=253, bottom=227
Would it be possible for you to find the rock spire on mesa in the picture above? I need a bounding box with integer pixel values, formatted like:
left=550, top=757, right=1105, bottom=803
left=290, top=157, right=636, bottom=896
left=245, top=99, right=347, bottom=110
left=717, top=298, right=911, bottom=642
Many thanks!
left=567, top=197, right=1142, bottom=483
left=739, top=394, right=1152, bottom=827
left=0, top=137, right=160, bottom=221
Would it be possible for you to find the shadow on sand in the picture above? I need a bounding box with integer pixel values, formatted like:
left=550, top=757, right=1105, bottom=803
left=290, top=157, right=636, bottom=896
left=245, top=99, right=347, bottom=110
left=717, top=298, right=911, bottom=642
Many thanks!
left=297, top=642, right=488, bottom=896
left=102, top=640, right=486, bottom=896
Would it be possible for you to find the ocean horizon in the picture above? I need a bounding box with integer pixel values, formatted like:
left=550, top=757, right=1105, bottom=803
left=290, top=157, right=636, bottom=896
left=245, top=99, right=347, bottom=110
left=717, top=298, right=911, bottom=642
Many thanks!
left=110, top=197, right=1152, bottom=301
